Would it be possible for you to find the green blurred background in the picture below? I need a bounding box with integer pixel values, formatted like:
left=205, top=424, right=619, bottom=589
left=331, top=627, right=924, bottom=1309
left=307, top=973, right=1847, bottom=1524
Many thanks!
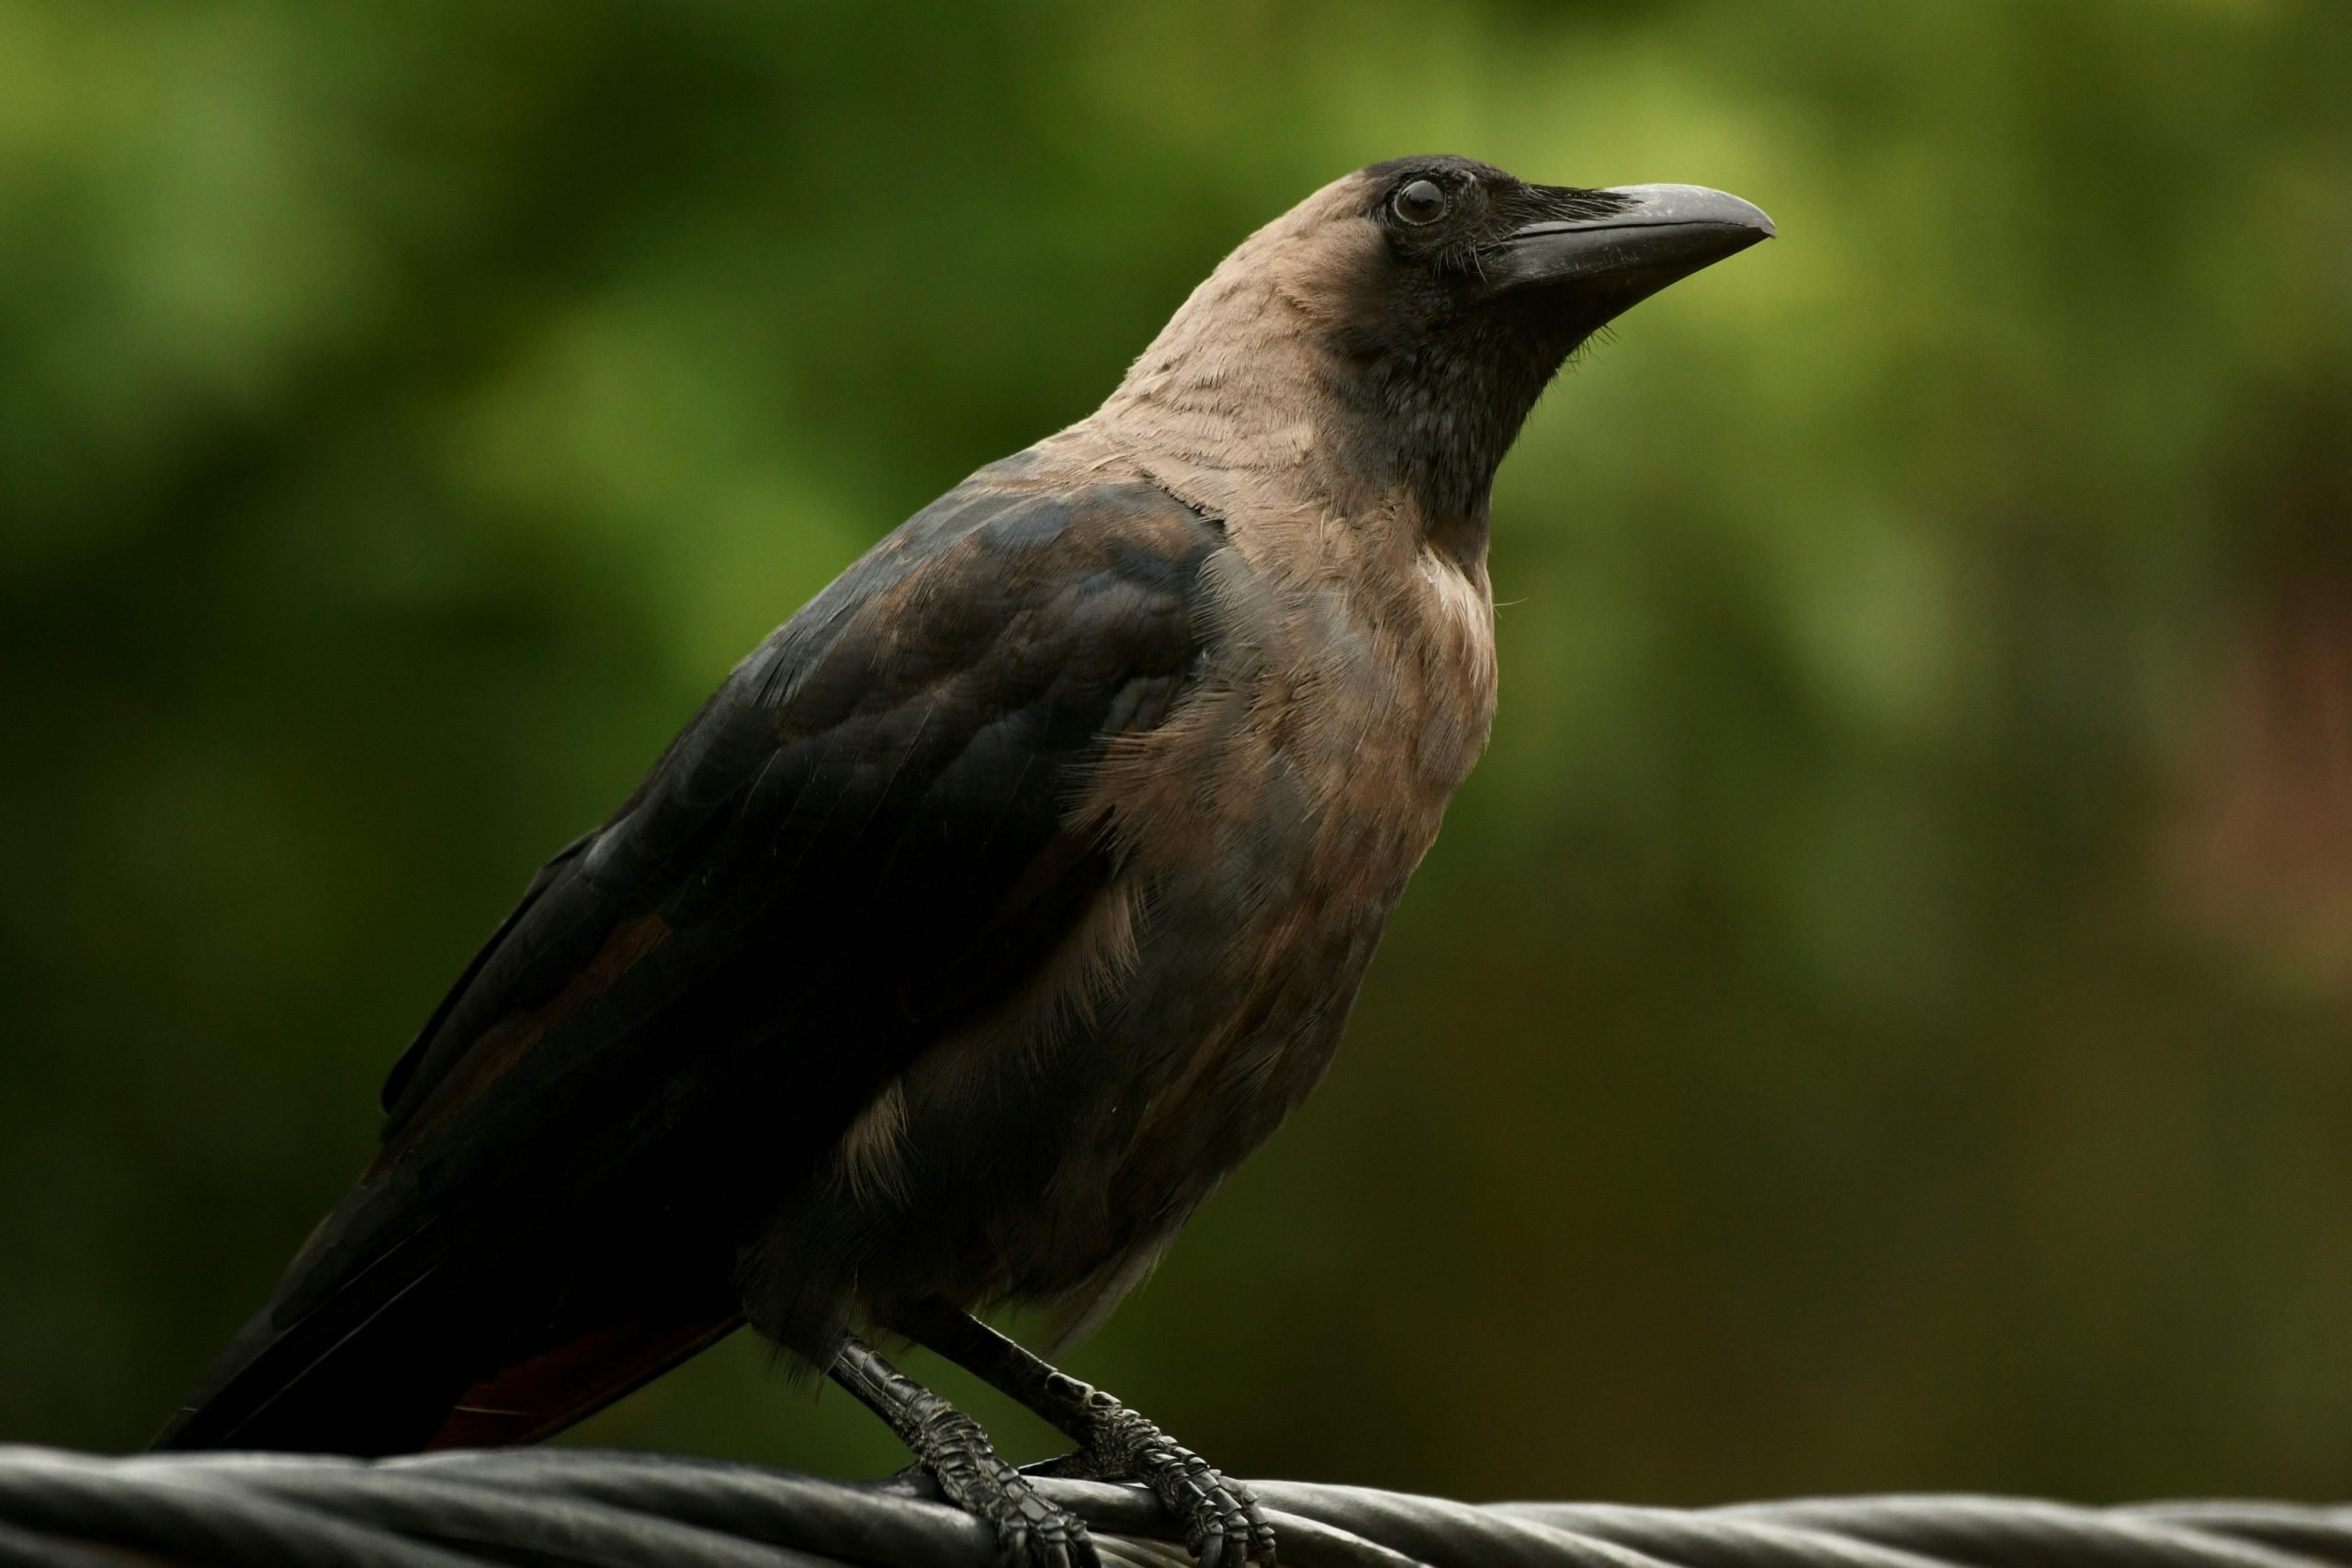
left=5, top=0, right=2351, bottom=1507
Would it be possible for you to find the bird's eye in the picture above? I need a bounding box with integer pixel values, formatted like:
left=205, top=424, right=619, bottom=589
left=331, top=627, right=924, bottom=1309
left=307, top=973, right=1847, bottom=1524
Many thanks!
left=1392, top=179, right=1447, bottom=226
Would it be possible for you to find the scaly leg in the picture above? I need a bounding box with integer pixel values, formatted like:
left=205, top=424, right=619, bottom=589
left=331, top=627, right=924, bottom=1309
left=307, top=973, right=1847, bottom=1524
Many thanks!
left=829, top=1332, right=1096, bottom=1568
left=889, top=1301, right=1275, bottom=1566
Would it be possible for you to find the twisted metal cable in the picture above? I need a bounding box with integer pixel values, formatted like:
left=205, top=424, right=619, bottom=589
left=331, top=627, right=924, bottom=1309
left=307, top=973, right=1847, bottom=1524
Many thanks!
left=0, top=1444, right=2342, bottom=1568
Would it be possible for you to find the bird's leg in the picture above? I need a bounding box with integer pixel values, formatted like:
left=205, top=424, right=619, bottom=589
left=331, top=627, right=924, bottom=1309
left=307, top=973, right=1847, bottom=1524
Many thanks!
left=828, top=1333, right=1096, bottom=1568
left=889, top=1301, right=1275, bottom=1568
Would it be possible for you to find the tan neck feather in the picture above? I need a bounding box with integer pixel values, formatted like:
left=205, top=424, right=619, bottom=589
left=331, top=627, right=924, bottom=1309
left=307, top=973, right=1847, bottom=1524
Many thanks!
left=1086, top=172, right=1387, bottom=525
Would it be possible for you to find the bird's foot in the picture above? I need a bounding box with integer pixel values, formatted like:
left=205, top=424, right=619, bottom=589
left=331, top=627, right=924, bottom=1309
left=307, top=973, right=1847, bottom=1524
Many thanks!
left=913, top=1399, right=1097, bottom=1568
left=833, top=1333, right=1095, bottom=1567
left=1048, top=1387, right=1273, bottom=1567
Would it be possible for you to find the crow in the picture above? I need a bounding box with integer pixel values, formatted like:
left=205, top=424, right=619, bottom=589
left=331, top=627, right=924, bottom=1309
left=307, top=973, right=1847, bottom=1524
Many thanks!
left=158, top=155, right=1771, bottom=1566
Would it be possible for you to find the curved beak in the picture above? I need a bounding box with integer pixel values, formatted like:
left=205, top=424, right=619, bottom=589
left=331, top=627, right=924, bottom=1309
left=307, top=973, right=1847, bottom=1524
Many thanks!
left=1482, top=183, right=1775, bottom=302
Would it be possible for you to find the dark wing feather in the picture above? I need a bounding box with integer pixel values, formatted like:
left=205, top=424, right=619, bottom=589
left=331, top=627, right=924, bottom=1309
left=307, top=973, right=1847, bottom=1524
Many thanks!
left=157, top=460, right=1222, bottom=1453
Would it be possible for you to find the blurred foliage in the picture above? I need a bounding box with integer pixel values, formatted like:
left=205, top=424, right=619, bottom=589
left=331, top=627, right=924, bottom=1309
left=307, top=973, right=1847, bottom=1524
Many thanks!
left=5, top=0, right=2352, bottom=1507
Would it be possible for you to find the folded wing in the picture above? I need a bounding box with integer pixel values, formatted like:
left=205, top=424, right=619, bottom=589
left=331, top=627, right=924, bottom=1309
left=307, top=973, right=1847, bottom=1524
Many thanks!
left=159, top=459, right=1224, bottom=1453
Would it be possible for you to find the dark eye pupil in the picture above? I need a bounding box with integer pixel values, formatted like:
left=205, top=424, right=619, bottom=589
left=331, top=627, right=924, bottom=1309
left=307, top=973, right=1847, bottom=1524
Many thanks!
left=1395, top=179, right=1445, bottom=224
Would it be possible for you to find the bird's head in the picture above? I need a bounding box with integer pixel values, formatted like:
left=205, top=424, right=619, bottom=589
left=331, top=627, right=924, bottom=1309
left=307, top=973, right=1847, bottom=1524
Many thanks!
left=1097, top=154, right=1772, bottom=545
